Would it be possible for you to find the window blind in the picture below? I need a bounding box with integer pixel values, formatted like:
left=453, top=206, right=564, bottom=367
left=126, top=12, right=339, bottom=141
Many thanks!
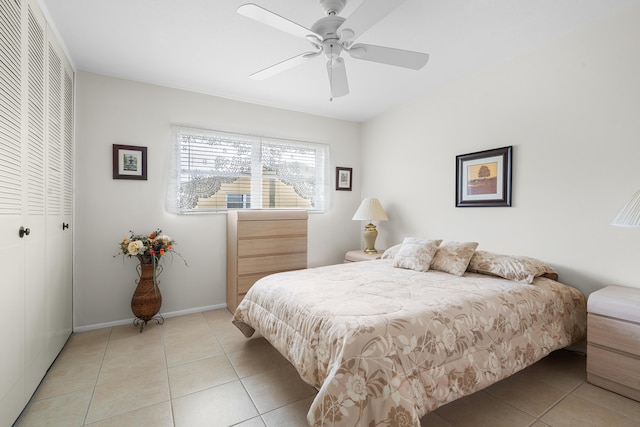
left=168, top=126, right=329, bottom=213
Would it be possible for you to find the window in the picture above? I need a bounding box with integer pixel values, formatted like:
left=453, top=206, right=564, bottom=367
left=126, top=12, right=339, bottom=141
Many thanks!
left=168, top=127, right=329, bottom=213
left=226, top=194, right=251, bottom=209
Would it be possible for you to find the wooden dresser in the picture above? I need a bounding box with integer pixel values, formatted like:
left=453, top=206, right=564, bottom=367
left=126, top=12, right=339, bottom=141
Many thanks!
left=587, top=285, right=640, bottom=401
left=226, top=210, right=308, bottom=312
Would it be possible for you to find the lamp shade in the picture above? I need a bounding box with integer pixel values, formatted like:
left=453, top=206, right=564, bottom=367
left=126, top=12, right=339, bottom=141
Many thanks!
left=352, top=198, right=388, bottom=221
left=611, top=189, right=640, bottom=227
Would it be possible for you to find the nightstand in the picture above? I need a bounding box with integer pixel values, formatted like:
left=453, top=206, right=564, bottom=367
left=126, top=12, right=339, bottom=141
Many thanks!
left=344, top=250, right=384, bottom=263
left=587, top=285, right=640, bottom=401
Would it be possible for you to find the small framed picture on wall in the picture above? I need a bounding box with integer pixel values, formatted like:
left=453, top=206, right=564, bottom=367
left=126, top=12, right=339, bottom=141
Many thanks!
left=336, top=167, right=352, bottom=191
left=113, top=144, right=147, bottom=180
left=456, top=146, right=512, bottom=207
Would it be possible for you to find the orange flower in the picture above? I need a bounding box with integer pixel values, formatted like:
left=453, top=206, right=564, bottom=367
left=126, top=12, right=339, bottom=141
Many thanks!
left=160, top=249, right=165, bottom=255
left=149, top=232, right=156, bottom=239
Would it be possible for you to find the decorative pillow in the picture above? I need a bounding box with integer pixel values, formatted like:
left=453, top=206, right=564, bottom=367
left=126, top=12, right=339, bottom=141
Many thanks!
left=467, top=250, right=559, bottom=284
left=380, top=244, right=403, bottom=260
left=392, top=237, right=442, bottom=272
left=431, top=241, right=479, bottom=276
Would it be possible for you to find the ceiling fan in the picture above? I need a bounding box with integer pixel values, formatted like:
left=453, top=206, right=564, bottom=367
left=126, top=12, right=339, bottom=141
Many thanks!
left=238, top=0, right=429, bottom=99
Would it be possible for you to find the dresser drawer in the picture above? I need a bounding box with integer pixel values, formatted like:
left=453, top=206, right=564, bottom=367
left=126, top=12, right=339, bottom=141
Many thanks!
left=237, top=273, right=273, bottom=294
left=588, top=314, right=640, bottom=355
left=238, top=220, right=306, bottom=238
left=238, top=253, right=307, bottom=276
left=238, top=237, right=307, bottom=257
left=587, top=344, right=640, bottom=391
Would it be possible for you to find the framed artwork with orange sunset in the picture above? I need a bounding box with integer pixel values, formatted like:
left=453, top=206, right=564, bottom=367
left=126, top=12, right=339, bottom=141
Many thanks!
left=456, top=146, right=512, bottom=207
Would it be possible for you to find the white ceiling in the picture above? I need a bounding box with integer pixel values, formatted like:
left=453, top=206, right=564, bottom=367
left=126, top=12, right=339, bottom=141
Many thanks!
left=41, top=0, right=638, bottom=122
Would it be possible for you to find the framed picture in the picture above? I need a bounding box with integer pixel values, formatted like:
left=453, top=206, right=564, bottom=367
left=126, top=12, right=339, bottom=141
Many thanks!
left=456, top=146, right=512, bottom=207
left=113, top=144, right=147, bottom=180
left=336, top=167, right=352, bottom=191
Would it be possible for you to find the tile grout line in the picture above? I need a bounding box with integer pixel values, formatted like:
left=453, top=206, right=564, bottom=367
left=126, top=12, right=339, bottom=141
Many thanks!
left=160, top=316, right=178, bottom=427
left=533, top=379, right=586, bottom=425
left=81, top=327, right=113, bottom=426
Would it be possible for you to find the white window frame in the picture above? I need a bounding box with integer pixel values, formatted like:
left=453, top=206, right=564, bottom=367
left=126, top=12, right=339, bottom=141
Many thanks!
left=167, top=126, right=330, bottom=214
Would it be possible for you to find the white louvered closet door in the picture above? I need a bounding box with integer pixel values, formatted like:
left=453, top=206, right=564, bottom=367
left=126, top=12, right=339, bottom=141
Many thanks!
left=0, top=0, right=27, bottom=423
left=23, top=2, right=49, bottom=396
left=0, top=0, right=74, bottom=424
left=45, top=29, right=73, bottom=362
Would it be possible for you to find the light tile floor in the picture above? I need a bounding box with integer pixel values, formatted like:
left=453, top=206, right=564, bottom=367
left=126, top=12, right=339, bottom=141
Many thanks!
left=14, top=309, right=640, bottom=427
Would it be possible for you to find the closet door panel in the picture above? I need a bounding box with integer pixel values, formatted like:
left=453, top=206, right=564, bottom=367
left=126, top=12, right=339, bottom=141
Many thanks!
left=0, top=0, right=27, bottom=424
left=45, top=31, right=73, bottom=359
left=24, top=1, right=49, bottom=397
left=59, top=65, right=74, bottom=344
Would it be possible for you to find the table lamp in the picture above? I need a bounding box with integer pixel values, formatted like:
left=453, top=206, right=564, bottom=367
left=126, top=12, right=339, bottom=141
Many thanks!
left=611, top=189, right=640, bottom=227
left=352, top=197, right=388, bottom=253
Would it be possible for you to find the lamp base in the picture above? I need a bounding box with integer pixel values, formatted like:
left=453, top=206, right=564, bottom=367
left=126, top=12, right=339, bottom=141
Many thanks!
left=363, top=223, right=378, bottom=254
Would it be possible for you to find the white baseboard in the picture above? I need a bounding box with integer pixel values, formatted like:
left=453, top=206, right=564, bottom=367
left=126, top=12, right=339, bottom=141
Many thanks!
left=73, top=303, right=228, bottom=333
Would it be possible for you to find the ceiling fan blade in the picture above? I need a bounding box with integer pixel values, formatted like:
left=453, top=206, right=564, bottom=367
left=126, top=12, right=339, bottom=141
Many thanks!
left=326, top=57, right=349, bottom=98
left=250, top=51, right=319, bottom=80
left=238, top=3, right=321, bottom=40
left=348, top=43, right=429, bottom=70
left=338, top=0, right=407, bottom=42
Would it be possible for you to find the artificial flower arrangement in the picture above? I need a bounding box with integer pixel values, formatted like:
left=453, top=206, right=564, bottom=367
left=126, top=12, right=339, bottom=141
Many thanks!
left=117, top=228, right=187, bottom=268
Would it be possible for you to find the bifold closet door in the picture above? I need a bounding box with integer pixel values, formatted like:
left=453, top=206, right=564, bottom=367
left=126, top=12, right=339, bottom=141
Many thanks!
left=0, top=0, right=74, bottom=424
left=22, top=1, right=53, bottom=399
left=45, top=30, right=74, bottom=362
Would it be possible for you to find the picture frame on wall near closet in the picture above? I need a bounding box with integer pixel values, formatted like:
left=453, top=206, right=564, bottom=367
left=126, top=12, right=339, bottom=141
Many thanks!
left=113, top=144, right=147, bottom=180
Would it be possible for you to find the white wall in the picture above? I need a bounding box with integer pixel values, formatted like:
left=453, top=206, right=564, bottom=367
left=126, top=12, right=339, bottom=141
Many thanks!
left=74, top=72, right=362, bottom=329
left=361, top=3, right=640, bottom=296
left=74, top=3, right=640, bottom=328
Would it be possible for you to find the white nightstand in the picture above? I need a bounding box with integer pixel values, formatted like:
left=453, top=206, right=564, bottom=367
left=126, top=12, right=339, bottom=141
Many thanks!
left=344, top=250, right=385, bottom=263
left=587, top=285, right=640, bottom=401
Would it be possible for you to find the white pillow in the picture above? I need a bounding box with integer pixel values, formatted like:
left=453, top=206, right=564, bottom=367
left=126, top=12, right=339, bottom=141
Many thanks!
left=380, top=244, right=403, bottom=260
left=392, top=237, right=442, bottom=272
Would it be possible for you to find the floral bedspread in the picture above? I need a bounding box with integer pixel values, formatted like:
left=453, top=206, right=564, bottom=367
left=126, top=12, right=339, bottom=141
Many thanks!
left=232, top=260, right=586, bottom=427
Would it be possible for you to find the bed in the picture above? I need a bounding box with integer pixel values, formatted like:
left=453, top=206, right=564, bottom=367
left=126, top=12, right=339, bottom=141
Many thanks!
left=232, top=242, right=587, bottom=426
